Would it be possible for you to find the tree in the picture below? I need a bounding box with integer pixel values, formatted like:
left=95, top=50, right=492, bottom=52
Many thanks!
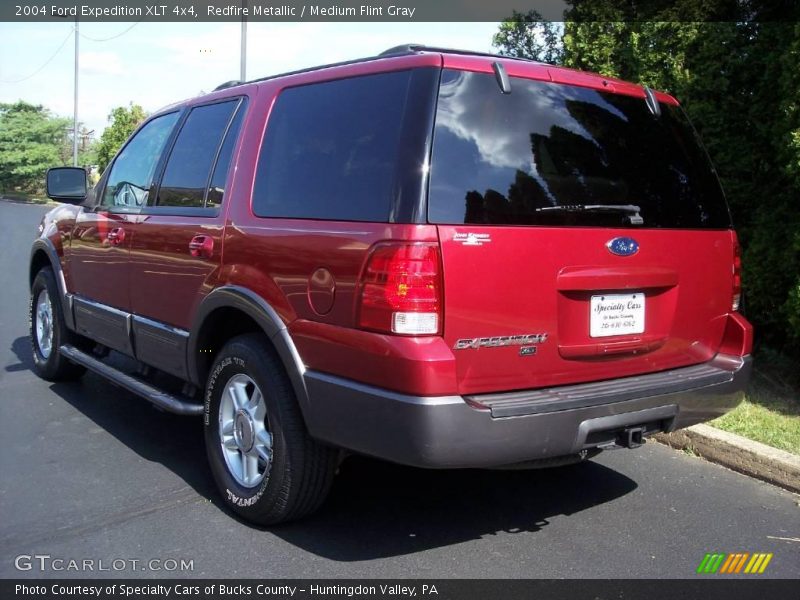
left=96, top=103, right=147, bottom=174
left=493, top=10, right=564, bottom=64
left=0, top=102, right=70, bottom=194
left=784, top=27, right=800, bottom=344
left=56, top=124, right=98, bottom=168
left=78, top=139, right=99, bottom=168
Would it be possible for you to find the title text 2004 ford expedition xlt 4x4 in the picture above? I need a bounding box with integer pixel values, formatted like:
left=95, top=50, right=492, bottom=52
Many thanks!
left=30, top=45, right=752, bottom=524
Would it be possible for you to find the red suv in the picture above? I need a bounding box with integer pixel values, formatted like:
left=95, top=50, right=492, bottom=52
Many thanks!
left=30, top=45, right=752, bottom=524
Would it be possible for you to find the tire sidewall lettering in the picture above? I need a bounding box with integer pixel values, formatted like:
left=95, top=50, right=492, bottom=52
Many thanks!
left=30, top=273, right=55, bottom=369
left=204, top=352, right=270, bottom=507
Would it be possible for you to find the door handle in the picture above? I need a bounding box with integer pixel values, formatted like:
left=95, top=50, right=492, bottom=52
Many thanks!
left=107, top=227, right=125, bottom=245
left=189, top=235, right=214, bottom=259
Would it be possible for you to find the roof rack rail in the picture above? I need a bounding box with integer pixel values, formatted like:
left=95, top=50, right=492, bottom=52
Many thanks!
left=243, top=53, right=394, bottom=87
left=211, top=45, right=544, bottom=94
left=379, top=44, right=425, bottom=56
left=214, top=80, right=243, bottom=91
left=378, top=44, right=544, bottom=65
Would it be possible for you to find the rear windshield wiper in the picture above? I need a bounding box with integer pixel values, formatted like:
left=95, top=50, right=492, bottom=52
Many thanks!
left=535, top=204, right=644, bottom=225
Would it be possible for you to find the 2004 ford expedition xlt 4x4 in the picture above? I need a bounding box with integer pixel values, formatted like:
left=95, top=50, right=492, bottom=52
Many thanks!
left=29, top=45, right=752, bottom=524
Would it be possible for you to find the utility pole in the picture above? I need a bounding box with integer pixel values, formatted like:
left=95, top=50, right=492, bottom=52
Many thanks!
left=72, top=15, right=79, bottom=167
left=79, top=126, right=95, bottom=151
left=240, top=0, right=247, bottom=82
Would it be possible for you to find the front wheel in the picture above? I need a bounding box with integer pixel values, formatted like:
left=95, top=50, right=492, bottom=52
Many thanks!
left=204, top=334, right=338, bottom=525
left=29, top=267, right=86, bottom=381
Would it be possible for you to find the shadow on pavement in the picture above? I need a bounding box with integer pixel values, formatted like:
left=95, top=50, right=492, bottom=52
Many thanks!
left=11, top=336, right=638, bottom=561
left=269, top=456, right=637, bottom=561
left=6, top=335, right=34, bottom=373
left=47, top=374, right=218, bottom=500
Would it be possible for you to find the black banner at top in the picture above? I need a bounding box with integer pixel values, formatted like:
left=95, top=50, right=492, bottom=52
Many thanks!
left=3, top=579, right=800, bottom=600
left=2, top=0, right=799, bottom=22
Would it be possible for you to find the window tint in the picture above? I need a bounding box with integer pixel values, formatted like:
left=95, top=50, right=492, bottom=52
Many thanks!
left=253, top=70, right=412, bottom=221
left=103, top=112, right=178, bottom=209
left=428, top=70, right=732, bottom=229
left=207, top=101, right=246, bottom=208
left=157, top=100, right=239, bottom=208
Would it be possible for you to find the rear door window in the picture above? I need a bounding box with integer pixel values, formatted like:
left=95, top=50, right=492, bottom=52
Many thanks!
left=206, top=103, right=246, bottom=208
left=428, top=69, right=731, bottom=229
left=252, top=71, right=413, bottom=222
left=156, top=99, right=242, bottom=209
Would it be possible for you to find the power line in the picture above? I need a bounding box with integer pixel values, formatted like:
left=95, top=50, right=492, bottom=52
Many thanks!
left=0, top=21, right=140, bottom=85
left=0, top=29, right=73, bottom=84
left=79, top=21, right=140, bottom=42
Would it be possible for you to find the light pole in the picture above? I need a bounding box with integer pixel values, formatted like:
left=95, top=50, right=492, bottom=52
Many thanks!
left=72, top=15, right=79, bottom=167
left=240, top=0, right=247, bottom=82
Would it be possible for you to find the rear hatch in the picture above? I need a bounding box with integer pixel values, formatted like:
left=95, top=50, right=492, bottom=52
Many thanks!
left=428, top=62, right=736, bottom=395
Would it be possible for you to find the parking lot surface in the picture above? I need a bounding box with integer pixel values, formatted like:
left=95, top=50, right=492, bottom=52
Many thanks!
left=1, top=201, right=798, bottom=579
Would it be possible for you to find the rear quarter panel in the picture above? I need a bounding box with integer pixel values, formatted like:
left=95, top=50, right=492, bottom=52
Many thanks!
left=219, top=54, right=458, bottom=395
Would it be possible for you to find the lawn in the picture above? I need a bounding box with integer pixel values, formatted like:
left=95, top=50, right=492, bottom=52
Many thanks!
left=0, top=190, right=49, bottom=204
left=712, top=352, right=800, bottom=455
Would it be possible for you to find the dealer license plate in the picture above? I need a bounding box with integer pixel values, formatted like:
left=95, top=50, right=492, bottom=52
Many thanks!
left=590, top=293, right=645, bottom=338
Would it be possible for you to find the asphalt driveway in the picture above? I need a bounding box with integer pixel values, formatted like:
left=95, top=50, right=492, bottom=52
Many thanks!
left=1, top=201, right=798, bottom=579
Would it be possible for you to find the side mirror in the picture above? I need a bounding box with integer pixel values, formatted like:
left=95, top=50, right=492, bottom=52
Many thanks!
left=46, top=167, right=87, bottom=204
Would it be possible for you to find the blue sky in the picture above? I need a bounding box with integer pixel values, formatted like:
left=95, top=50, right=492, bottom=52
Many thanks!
left=0, top=22, right=497, bottom=138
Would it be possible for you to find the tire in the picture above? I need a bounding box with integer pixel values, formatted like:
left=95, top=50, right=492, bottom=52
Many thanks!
left=29, top=267, right=86, bottom=381
left=204, top=333, right=338, bottom=525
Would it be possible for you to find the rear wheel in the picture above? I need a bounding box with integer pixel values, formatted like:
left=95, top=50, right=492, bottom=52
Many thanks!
left=204, top=334, right=337, bottom=525
left=29, top=267, right=86, bottom=381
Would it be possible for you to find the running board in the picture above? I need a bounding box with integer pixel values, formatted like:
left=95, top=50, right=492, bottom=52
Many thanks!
left=60, top=345, right=204, bottom=416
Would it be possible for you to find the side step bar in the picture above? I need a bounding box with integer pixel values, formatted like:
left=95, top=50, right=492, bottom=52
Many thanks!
left=60, top=345, right=204, bottom=416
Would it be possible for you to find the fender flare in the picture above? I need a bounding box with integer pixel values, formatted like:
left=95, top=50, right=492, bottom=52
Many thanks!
left=30, top=238, right=75, bottom=330
left=187, top=286, right=311, bottom=420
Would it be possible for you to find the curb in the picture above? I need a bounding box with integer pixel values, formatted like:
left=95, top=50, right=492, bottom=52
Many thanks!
left=0, top=197, right=59, bottom=207
left=654, top=424, right=800, bottom=494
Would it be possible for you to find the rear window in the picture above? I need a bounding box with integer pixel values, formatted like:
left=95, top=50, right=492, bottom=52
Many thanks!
left=428, top=69, right=732, bottom=229
left=253, top=71, right=413, bottom=222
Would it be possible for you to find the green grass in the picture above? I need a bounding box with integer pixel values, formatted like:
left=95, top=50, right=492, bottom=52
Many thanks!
left=711, top=358, right=800, bottom=455
left=0, top=190, right=49, bottom=204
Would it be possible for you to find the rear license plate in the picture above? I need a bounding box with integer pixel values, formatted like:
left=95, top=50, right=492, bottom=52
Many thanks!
left=590, top=293, right=645, bottom=338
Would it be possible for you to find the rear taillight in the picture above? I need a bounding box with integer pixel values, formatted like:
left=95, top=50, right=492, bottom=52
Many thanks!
left=358, top=243, right=442, bottom=335
left=732, top=236, right=742, bottom=312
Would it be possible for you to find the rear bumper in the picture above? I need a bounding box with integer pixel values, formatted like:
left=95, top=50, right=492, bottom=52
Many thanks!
left=302, top=353, right=752, bottom=468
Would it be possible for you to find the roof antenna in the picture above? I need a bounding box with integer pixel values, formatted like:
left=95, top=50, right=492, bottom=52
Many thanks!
left=493, top=62, right=511, bottom=94
left=644, top=87, right=661, bottom=116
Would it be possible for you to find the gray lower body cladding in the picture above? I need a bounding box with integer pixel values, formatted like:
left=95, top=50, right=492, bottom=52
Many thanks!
left=302, top=354, right=751, bottom=468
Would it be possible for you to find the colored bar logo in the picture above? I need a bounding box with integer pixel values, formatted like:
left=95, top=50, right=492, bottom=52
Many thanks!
left=696, top=552, right=773, bottom=574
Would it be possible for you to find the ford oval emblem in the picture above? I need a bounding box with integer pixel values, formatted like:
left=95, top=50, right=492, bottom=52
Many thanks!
left=606, top=237, right=639, bottom=257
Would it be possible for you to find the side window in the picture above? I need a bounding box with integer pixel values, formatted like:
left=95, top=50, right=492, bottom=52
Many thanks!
left=252, top=70, right=412, bottom=221
left=103, top=112, right=179, bottom=209
left=206, top=102, right=246, bottom=208
left=156, top=100, right=239, bottom=209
